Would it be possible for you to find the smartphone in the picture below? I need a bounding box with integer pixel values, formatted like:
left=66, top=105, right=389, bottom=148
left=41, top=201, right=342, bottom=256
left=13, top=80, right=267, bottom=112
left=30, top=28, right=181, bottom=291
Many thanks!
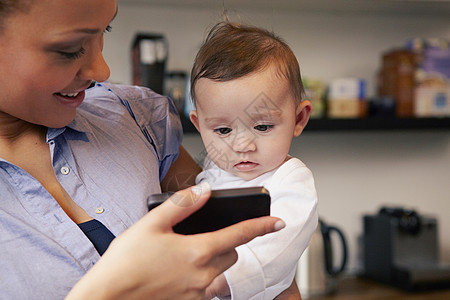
left=147, top=186, right=271, bottom=234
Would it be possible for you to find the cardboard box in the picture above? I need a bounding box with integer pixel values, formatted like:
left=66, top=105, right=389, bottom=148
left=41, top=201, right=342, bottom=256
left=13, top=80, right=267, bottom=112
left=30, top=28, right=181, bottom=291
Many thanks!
left=415, top=86, right=450, bottom=117
left=303, top=78, right=325, bottom=119
left=380, top=50, right=416, bottom=117
left=328, top=78, right=366, bottom=118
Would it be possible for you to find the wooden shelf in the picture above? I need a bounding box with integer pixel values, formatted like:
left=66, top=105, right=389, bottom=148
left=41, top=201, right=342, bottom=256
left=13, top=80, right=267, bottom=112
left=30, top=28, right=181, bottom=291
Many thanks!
left=305, top=117, right=450, bottom=132
left=181, top=116, right=450, bottom=134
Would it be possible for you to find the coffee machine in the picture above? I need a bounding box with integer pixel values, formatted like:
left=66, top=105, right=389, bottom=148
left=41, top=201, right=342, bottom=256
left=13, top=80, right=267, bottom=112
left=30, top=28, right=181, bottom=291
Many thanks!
left=362, top=207, right=450, bottom=290
left=131, top=33, right=168, bottom=94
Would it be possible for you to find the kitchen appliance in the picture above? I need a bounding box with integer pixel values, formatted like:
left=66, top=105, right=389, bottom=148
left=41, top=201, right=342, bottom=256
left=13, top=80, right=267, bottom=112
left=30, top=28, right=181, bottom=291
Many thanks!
left=131, top=33, right=168, bottom=94
left=296, top=219, right=348, bottom=298
left=362, top=206, right=450, bottom=290
left=164, top=71, right=188, bottom=115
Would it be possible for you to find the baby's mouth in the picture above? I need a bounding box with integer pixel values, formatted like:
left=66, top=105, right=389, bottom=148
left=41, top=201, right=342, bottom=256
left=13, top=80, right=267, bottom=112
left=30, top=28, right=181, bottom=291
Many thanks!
left=234, top=161, right=259, bottom=171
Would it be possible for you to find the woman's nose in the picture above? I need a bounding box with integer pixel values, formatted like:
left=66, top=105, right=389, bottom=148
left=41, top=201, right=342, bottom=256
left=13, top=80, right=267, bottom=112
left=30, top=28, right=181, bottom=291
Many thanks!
left=78, top=45, right=110, bottom=83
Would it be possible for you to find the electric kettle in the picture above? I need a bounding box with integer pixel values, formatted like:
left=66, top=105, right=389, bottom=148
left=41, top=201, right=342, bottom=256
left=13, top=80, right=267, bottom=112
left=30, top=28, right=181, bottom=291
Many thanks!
left=296, top=219, right=348, bottom=298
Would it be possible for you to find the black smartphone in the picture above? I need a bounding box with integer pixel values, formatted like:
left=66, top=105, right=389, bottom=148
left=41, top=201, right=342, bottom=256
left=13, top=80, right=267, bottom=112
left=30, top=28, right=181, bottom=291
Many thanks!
left=147, top=186, right=271, bottom=234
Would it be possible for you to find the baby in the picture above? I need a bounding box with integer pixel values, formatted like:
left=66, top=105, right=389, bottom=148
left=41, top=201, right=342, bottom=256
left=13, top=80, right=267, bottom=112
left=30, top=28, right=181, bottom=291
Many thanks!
left=189, top=22, right=318, bottom=299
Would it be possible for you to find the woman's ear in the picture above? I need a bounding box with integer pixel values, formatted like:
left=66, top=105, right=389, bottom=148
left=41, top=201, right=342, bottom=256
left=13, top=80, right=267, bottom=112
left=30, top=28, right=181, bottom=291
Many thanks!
left=189, top=110, right=201, bottom=132
left=293, top=100, right=313, bottom=137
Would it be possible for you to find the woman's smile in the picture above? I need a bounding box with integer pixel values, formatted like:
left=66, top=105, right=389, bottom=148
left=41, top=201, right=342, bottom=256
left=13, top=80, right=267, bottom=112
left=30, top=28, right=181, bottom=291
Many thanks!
left=54, top=90, right=85, bottom=108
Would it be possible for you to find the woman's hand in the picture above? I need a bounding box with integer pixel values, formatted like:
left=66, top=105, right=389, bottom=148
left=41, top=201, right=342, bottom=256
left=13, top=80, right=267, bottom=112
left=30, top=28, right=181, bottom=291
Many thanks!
left=205, top=273, right=230, bottom=299
left=66, top=182, right=284, bottom=300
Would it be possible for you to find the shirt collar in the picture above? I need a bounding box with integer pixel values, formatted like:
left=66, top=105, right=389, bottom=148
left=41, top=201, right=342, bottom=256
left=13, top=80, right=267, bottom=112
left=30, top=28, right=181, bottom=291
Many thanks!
left=46, top=113, right=92, bottom=142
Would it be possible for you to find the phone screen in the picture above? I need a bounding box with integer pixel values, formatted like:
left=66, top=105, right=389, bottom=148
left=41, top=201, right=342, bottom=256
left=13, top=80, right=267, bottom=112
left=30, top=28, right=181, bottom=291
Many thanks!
left=147, top=186, right=271, bottom=234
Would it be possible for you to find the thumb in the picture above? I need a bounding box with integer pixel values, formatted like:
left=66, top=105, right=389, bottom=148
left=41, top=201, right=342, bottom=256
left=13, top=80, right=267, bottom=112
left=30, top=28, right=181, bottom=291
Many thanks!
left=144, top=182, right=211, bottom=231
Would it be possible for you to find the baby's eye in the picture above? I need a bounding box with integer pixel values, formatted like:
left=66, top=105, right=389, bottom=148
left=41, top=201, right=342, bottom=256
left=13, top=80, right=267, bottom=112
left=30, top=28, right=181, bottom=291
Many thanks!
left=254, top=124, right=274, bottom=132
left=213, top=127, right=232, bottom=135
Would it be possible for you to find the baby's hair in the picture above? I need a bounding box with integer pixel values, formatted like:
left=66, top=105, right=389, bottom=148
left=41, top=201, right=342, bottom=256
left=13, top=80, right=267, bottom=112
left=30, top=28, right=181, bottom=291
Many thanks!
left=190, top=21, right=305, bottom=106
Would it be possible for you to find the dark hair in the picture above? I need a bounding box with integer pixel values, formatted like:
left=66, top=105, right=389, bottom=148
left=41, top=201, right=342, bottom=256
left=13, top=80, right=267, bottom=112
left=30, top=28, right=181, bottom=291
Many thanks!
left=190, top=21, right=305, bottom=105
left=0, top=0, right=32, bottom=33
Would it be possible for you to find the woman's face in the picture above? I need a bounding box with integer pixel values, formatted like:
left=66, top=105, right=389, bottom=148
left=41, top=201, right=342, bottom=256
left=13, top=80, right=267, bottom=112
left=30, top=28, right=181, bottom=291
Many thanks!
left=0, top=0, right=117, bottom=128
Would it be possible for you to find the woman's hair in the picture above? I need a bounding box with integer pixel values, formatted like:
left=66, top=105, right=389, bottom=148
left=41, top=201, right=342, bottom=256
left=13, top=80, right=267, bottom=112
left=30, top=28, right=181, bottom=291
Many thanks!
left=0, top=0, right=32, bottom=33
left=190, top=21, right=305, bottom=105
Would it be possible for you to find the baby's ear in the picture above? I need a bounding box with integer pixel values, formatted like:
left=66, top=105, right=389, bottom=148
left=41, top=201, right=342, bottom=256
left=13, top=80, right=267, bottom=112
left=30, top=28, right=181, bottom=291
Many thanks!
left=294, top=100, right=312, bottom=137
left=189, top=110, right=200, bottom=132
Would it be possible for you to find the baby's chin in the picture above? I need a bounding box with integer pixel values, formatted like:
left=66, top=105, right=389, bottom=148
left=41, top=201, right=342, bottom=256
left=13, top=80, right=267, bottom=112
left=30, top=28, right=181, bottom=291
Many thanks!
left=230, top=167, right=274, bottom=182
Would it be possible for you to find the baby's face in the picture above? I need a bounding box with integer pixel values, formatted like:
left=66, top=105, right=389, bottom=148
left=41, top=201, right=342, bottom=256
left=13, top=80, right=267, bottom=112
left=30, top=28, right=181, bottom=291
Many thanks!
left=190, top=64, right=311, bottom=181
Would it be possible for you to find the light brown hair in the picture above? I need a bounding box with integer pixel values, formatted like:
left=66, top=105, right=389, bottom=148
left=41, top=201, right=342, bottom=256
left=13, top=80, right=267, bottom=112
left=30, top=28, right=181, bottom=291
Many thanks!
left=190, top=21, right=305, bottom=106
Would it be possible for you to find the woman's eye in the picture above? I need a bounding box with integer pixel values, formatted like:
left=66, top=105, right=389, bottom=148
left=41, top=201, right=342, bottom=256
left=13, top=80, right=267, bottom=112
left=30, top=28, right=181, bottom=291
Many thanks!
left=254, top=124, right=274, bottom=132
left=214, top=127, right=232, bottom=135
left=58, top=47, right=86, bottom=60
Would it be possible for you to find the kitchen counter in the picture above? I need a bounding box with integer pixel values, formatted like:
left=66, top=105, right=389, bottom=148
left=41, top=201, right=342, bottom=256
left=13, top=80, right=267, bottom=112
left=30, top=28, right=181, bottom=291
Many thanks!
left=306, top=276, right=450, bottom=300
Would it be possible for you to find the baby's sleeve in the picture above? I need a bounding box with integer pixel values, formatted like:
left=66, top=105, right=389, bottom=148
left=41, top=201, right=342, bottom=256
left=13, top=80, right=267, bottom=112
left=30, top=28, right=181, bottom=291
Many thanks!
left=224, top=159, right=318, bottom=300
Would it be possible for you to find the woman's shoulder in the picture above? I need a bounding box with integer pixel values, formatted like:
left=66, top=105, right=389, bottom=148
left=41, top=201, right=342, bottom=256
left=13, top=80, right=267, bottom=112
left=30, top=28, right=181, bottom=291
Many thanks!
left=84, top=82, right=170, bottom=108
left=81, top=82, right=179, bottom=125
left=92, top=82, right=164, bottom=100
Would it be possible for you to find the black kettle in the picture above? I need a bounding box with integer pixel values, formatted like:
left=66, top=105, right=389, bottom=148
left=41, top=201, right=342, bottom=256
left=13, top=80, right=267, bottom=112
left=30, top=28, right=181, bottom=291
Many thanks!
left=296, top=219, right=348, bottom=298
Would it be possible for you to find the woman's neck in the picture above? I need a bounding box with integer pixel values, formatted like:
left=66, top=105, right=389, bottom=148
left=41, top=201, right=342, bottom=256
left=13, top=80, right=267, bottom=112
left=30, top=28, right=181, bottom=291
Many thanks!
left=0, top=114, right=46, bottom=159
left=0, top=112, right=44, bottom=139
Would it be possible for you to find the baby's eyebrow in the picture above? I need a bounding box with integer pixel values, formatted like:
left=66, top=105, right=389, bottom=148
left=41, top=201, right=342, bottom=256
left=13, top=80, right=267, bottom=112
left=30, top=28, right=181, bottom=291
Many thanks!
left=204, top=117, right=230, bottom=124
left=247, top=110, right=282, bottom=121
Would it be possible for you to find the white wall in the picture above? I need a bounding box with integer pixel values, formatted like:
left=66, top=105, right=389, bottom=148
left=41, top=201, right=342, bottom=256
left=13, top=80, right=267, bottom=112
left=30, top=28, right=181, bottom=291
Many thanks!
left=105, top=3, right=450, bottom=273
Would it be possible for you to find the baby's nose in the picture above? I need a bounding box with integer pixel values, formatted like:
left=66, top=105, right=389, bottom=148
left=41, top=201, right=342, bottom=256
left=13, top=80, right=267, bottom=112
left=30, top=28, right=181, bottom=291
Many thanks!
left=231, top=131, right=256, bottom=153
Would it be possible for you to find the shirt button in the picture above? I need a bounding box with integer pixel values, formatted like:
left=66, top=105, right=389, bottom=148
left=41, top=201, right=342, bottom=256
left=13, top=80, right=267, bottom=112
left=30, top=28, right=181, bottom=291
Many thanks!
left=95, top=207, right=105, bottom=214
left=60, top=166, right=70, bottom=175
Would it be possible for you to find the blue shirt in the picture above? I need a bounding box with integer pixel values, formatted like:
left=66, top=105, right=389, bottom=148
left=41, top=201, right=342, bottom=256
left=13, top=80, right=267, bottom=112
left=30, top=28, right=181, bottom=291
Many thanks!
left=0, top=82, right=182, bottom=299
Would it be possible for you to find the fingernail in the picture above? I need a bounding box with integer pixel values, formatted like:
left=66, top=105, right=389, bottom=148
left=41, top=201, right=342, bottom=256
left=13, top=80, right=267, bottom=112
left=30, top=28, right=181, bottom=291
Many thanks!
left=191, top=181, right=211, bottom=196
left=274, top=220, right=286, bottom=231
